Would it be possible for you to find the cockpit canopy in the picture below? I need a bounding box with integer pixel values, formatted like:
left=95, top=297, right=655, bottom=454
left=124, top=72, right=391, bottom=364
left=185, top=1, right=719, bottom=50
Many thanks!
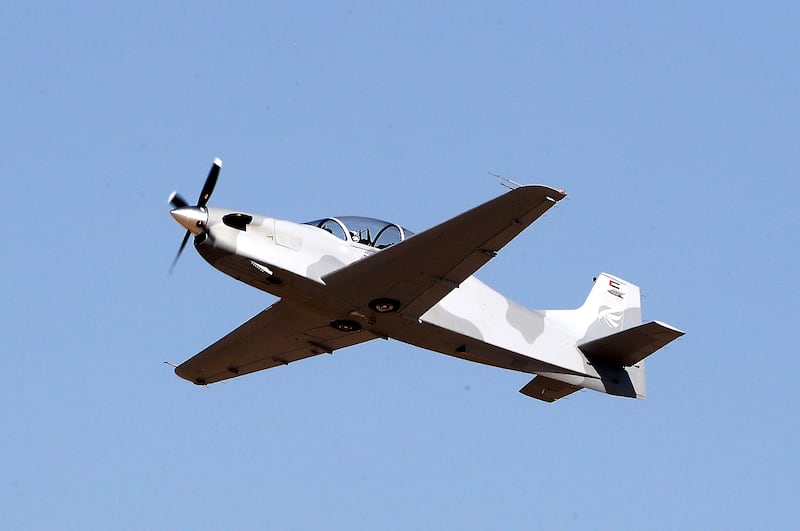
left=304, top=216, right=414, bottom=249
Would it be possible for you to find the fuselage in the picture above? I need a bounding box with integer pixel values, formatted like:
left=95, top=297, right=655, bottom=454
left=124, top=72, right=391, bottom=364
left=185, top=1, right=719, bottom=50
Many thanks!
left=188, top=207, right=607, bottom=387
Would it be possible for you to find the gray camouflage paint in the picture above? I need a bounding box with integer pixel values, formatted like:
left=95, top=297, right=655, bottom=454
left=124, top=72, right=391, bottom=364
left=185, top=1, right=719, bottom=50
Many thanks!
left=188, top=206, right=649, bottom=399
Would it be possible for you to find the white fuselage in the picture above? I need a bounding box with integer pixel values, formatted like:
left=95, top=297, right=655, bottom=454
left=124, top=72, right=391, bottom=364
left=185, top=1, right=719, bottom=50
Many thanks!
left=194, top=208, right=599, bottom=384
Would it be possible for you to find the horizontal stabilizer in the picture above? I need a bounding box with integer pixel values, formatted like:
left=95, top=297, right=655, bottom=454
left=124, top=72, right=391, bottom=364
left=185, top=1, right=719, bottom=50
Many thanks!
left=520, top=376, right=581, bottom=403
left=578, top=321, right=684, bottom=367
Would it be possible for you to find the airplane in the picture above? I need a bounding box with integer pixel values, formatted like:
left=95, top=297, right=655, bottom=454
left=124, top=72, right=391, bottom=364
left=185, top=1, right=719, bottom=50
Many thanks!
left=167, top=158, right=683, bottom=402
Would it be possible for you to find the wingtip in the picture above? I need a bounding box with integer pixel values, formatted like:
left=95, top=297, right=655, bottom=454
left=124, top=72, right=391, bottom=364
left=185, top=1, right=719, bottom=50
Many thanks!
left=213, top=157, right=223, bottom=167
left=654, top=320, right=686, bottom=337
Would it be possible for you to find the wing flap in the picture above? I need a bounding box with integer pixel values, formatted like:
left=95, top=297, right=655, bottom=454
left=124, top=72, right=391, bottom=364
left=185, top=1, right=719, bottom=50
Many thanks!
left=578, top=321, right=684, bottom=367
left=519, top=376, right=581, bottom=402
left=175, top=300, right=376, bottom=385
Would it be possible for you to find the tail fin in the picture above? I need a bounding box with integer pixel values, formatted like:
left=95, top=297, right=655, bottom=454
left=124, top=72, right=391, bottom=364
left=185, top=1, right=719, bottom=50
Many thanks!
left=548, top=272, right=642, bottom=342
left=572, top=274, right=684, bottom=366
left=527, top=273, right=683, bottom=402
left=579, top=273, right=643, bottom=341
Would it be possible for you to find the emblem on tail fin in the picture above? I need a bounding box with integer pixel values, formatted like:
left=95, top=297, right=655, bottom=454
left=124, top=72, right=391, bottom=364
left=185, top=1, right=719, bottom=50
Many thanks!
left=597, top=307, right=623, bottom=328
left=607, top=279, right=625, bottom=299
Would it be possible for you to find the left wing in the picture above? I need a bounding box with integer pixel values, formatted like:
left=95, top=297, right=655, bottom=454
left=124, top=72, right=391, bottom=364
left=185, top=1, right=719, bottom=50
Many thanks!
left=175, top=300, right=377, bottom=385
left=519, top=376, right=581, bottom=402
left=322, top=185, right=565, bottom=318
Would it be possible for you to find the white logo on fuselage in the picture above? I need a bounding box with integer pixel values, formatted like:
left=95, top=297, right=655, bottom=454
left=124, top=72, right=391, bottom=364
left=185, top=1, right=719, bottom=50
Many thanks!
left=598, top=307, right=623, bottom=328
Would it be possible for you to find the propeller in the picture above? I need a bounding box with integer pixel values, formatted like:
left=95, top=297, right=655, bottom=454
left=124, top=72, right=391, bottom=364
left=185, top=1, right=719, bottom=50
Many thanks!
left=168, top=158, right=222, bottom=272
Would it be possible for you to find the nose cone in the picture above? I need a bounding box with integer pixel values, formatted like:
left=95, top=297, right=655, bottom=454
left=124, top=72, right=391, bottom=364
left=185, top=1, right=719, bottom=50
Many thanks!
left=170, top=207, right=208, bottom=235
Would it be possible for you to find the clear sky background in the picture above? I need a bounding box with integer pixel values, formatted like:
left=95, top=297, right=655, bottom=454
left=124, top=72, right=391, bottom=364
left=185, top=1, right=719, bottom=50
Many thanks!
left=3, top=2, right=798, bottom=529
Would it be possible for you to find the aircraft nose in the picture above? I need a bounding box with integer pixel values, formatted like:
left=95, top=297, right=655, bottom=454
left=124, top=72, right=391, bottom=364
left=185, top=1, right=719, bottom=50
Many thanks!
left=170, top=207, right=208, bottom=235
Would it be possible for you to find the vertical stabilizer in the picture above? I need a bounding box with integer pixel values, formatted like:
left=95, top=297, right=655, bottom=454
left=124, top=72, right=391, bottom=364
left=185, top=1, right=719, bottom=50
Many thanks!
left=538, top=273, right=652, bottom=401
left=520, top=274, right=682, bottom=403
left=557, top=272, right=643, bottom=344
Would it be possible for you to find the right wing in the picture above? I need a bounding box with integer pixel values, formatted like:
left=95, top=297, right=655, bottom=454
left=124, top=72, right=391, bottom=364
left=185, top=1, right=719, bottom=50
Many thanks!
left=323, top=185, right=565, bottom=318
left=175, top=300, right=377, bottom=385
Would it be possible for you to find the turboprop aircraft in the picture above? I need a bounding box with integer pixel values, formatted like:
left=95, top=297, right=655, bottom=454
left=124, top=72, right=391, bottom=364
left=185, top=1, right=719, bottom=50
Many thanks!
left=167, top=158, right=683, bottom=402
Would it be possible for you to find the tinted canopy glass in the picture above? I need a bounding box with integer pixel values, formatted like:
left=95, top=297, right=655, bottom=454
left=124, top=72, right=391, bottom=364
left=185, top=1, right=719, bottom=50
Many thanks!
left=304, top=216, right=414, bottom=249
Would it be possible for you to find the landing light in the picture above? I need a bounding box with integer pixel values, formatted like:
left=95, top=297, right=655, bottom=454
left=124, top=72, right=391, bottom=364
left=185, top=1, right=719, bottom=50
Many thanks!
left=369, top=298, right=400, bottom=313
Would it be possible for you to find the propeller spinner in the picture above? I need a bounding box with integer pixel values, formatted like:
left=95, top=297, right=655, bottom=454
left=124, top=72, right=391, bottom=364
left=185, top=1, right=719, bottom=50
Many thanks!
left=168, top=158, right=222, bottom=272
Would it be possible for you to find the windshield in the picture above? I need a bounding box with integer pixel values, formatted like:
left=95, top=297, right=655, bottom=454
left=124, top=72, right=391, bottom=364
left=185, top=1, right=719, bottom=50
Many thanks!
left=304, top=216, right=414, bottom=249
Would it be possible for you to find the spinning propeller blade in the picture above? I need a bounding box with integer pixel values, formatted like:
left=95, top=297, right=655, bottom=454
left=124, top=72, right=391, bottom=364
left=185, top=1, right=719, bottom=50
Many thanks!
left=168, top=191, right=189, bottom=210
left=168, top=157, right=222, bottom=272
left=197, top=158, right=222, bottom=208
left=170, top=231, right=192, bottom=273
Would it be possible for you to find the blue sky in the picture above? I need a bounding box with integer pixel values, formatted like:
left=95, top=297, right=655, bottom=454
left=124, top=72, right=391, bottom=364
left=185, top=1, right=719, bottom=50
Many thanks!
left=3, top=2, right=798, bottom=529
